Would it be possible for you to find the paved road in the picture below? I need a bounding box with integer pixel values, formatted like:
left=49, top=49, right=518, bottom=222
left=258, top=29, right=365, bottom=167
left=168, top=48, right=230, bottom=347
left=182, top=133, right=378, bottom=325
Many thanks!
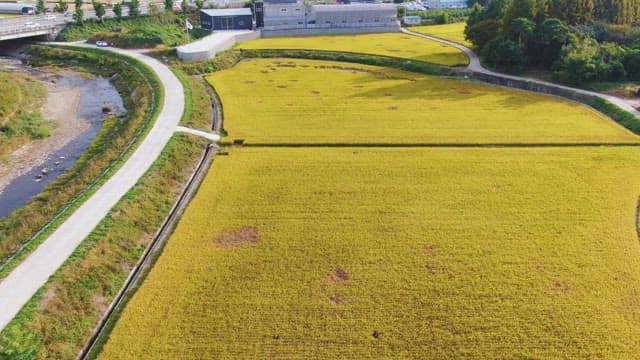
left=403, top=28, right=640, bottom=118
left=176, top=126, right=221, bottom=141
left=0, top=44, right=185, bottom=332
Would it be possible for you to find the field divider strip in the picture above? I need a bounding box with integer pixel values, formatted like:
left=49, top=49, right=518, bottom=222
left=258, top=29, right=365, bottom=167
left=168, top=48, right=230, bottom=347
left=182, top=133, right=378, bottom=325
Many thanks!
left=79, top=143, right=218, bottom=360
left=230, top=142, right=640, bottom=148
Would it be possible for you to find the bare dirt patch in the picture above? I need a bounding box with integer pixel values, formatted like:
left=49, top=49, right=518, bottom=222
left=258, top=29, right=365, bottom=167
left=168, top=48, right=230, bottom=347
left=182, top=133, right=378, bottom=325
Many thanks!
left=214, top=227, right=259, bottom=248
left=387, top=106, right=398, bottom=111
left=424, top=245, right=437, bottom=255
left=38, top=287, right=56, bottom=310
left=329, top=293, right=345, bottom=305
left=92, top=295, right=109, bottom=313
left=330, top=267, right=349, bottom=283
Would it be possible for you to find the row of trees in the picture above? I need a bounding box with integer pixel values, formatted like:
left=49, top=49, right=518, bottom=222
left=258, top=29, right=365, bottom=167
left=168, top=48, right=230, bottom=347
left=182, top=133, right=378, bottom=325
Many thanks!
left=65, top=0, right=208, bottom=26
left=468, top=0, right=640, bottom=25
left=465, top=0, right=640, bottom=84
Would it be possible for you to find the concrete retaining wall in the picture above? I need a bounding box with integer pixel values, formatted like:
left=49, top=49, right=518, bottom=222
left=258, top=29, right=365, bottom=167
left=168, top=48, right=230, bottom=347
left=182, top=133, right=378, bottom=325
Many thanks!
left=462, top=70, right=599, bottom=106
left=177, top=30, right=260, bottom=62
left=261, top=25, right=400, bottom=38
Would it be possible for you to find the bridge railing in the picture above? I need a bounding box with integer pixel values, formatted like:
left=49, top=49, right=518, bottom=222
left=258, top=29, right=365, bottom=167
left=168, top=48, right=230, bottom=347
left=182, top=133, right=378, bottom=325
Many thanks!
left=0, top=24, right=57, bottom=36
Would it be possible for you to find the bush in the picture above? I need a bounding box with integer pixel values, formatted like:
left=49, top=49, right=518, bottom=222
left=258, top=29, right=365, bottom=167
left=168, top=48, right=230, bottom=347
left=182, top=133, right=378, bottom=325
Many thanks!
left=481, top=36, right=526, bottom=71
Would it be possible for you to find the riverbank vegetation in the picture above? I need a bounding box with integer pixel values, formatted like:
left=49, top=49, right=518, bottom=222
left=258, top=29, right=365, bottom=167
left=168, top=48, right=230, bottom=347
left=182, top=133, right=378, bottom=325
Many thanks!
left=0, top=72, right=54, bottom=160
left=0, top=45, right=161, bottom=276
left=57, top=13, right=210, bottom=48
left=0, top=133, right=209, bottom=359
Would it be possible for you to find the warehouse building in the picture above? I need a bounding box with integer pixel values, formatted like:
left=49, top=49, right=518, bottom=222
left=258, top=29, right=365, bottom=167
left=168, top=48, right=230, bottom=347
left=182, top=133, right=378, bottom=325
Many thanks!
left=200, top=8, right=253, bottom=30
left=260, top=0, right=400, bottom=34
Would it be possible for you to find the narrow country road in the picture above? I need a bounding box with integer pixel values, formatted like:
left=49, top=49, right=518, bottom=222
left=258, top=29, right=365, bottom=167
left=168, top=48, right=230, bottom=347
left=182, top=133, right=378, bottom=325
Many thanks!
left=0, top=45, right=185, bottom=331
left=403, top=28, right=640, bottom=118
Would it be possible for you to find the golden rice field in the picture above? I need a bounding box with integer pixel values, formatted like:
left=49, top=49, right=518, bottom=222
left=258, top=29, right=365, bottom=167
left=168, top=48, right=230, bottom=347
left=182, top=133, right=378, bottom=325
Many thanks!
left=236, top=33, right=469, bottom=66
left=206, top=59, right=638, bottom=145
left=99, top=146, right=640, bottom=359
left=411, top=22, right=472, bottom=47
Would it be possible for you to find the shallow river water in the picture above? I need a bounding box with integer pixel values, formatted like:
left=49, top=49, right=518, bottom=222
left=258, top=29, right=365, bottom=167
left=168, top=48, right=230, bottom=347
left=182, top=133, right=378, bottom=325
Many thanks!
left=0, top=63, right=124, bottom=219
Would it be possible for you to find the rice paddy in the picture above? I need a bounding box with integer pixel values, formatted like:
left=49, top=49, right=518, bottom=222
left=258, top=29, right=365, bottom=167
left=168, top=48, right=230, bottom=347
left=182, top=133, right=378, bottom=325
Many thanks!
left=410, top=22, right=472, bottom=47
left=97, top=57, right=640, bottom=358
left=99, top=146, right=640, bottom=359
left=206, top=59, right=638, bottom=145
left=236, top=33, right=469, bottom=66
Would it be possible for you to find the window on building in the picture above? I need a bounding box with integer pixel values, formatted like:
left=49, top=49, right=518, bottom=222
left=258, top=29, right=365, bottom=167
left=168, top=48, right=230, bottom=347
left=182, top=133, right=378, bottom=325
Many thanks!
left=280, top=8, right=287, bottom=11
left=298, top=21, right=303, bottom=24
left=358, top=19, right=363, bottom=22
left=295, top=8, right=301, bottom=11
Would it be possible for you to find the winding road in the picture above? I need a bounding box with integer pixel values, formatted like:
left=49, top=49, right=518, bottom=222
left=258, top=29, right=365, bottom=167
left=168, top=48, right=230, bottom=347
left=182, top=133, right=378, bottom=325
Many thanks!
left=403, top=28, right=640, bottom=118
left=0, top=45, right=189, bottom=332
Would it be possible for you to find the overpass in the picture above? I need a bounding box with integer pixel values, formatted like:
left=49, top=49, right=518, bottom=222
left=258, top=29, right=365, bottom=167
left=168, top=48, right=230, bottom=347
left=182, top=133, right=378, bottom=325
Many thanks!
left=0, top=22, right=63, bottom=41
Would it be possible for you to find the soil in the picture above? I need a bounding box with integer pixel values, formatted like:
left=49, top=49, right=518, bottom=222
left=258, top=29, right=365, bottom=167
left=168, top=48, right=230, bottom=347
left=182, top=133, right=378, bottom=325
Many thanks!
left=214, top=227, right=260, bottom=248
left=330, top=267, right=349, bottom=283
left=0, top=77, right=88, bottom=194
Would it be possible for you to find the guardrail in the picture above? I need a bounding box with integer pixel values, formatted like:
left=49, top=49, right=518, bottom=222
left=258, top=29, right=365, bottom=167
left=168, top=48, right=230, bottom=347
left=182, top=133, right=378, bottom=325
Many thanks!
left=0, top=23, right=57, bottom=36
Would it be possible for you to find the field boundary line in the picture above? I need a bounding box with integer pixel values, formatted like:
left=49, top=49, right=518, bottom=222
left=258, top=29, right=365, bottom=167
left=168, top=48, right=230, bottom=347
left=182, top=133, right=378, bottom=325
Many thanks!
left=231, top=142, right=640, bottom=148
left=79, top=142, right=218, bottom=360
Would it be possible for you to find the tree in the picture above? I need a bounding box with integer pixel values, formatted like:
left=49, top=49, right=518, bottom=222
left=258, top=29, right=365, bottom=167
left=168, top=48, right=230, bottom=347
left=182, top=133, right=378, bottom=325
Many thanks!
left=509, top=17, right=536, bottom=47
left=129, top=0, right=140, bottom=16
left=482, top=36, right=527, bottom=70
left=113, top=2, right=122, bottom=18
left=165, top=0, right=173, bottom=11
left=93, top=1, right=105, bottom=21
left=503, top=0, right=536, bottom=33
left=36, top=0, right=45, bottom=14
left=54, top=0, right=68, bottom=13
left=465, top=19, right=502, bottom=48
left=195, top=0, right=204, bottom=10
left=397, top=6, right=406, bottom=18
left=74, top=0, right=84, bottom=25
left=181, top=0, right=188, bottom=13
left=530, top=17, right=570, bottom=67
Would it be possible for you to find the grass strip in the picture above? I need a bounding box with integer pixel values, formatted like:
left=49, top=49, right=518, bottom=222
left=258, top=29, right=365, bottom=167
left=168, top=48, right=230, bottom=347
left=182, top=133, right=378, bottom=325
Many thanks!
left=591, top=97, right=640, bottom=135
left=0, top=134, right=210, bottom=359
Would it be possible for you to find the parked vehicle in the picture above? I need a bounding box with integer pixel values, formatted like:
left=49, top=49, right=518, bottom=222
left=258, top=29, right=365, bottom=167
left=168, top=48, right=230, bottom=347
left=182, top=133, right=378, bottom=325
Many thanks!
left=96, top=40, right=109, bottom=47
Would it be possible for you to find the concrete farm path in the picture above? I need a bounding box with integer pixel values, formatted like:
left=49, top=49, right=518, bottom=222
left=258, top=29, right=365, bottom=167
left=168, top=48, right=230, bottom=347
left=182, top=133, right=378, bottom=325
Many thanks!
left=402, top=28, right=640, bottom=118
left=0, top=45, right=193, bottom=332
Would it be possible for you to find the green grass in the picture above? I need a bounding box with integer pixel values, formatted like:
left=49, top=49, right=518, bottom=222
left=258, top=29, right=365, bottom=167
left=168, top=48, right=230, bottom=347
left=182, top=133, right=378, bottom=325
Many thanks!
left=99, top=146, right=640, bottom=359
left=57, top=13, right=210, bottom=48
left=172, top=68, right=213, bottom=132
left=410, top=23, right=472, bottom=48
left=207, top=59, right=638, bottom=145
left=237, top=33, right=469, bottom=67
left=0, top=134, right=209, bottom=359
left=0, top=71, right=54, bottom=159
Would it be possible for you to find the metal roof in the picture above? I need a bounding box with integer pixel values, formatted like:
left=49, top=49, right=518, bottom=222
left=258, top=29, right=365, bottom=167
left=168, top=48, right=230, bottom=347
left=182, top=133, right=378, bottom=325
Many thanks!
left=201, top=8, right=253, bottom=17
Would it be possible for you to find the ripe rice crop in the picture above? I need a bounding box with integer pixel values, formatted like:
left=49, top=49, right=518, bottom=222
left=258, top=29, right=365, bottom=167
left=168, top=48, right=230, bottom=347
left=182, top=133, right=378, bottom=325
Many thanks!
left=99, top=146, right=640, bottom=359
left=411, top=23, right=472, bottom=47
left=206, top=59, right=638, bottom=145
left=237, top=33, right=470, bottom=66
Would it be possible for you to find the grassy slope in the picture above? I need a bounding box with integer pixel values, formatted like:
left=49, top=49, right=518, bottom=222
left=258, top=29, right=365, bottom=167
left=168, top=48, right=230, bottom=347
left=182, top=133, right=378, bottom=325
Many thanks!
left=410, top=22, right=472, bottom=48
left=0, top=134, right=209, bottom=359
left=207, top=59, right=638, bottom=144
left=99, top=146, right=640, bottom=359
left=0, top=71, right=53, bottom=159
left=57, top=14, right=210, bottom=48
left=237, top=33, right=469, bottom=67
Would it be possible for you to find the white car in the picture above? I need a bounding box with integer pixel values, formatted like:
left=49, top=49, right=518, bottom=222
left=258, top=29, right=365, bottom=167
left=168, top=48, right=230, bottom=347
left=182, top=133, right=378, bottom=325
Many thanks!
left=44, top=15, right=56, bottom=20
left=96, top=40, right=109, bottom=47
left=24, top=22, right=39, bottom=28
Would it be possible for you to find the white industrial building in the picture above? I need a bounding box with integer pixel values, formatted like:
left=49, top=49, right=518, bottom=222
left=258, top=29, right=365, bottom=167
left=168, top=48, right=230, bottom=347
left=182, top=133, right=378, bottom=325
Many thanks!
left=261, top=0, right=400, bottom=34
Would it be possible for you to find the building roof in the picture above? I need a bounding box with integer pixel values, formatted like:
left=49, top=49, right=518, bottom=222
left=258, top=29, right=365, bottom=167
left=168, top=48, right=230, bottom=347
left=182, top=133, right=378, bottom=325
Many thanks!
left=201, top=8, right=253, bottom=17
left=311, top=3, right=396, bottom=12
left=263, top=0, right=299, bottom=3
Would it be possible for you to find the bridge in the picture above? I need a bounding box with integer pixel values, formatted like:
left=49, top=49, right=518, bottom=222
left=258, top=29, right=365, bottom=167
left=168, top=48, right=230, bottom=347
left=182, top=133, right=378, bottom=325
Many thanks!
left=0, top=22, right=64, bottom=41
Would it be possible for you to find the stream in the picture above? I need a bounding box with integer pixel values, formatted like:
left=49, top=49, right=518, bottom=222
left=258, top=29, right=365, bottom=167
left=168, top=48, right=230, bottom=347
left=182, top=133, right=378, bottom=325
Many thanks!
left=0, top=58, right=125, bottom=219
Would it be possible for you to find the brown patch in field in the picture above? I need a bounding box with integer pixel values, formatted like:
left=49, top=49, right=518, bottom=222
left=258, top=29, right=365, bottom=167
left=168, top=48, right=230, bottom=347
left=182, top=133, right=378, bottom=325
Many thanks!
left=287, top=103, right=294, bottom=106
left=260, top=70, right=269, bottom=74
left=329, top=293, right=345, bottom=305
left=458, top=89, right=472, bottom=95
left=311, top=90, right=320, bottom=95
left=383, top=93, right=393, bottom=97
left=387, top=106, right=398, bottom=111
left=243, top=80, right=256, bottom=84
left=353, top=85, right=364, bottom=88
left=38, top=288, right=56, bottom=310
left=429, top=107, right=438, bottom=111
left=277, top=85, right=287, bottom=89
left=553, top=281, right=570, bottom=293
left=424, top=245, right=437, bottom=255
left=372, top=330, right=382, bottom=339
left=330, top=267, right=349, bottom=283
left=214, top=227, right=259, bottom=248
left=426, top=264, right=436, bottom=275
